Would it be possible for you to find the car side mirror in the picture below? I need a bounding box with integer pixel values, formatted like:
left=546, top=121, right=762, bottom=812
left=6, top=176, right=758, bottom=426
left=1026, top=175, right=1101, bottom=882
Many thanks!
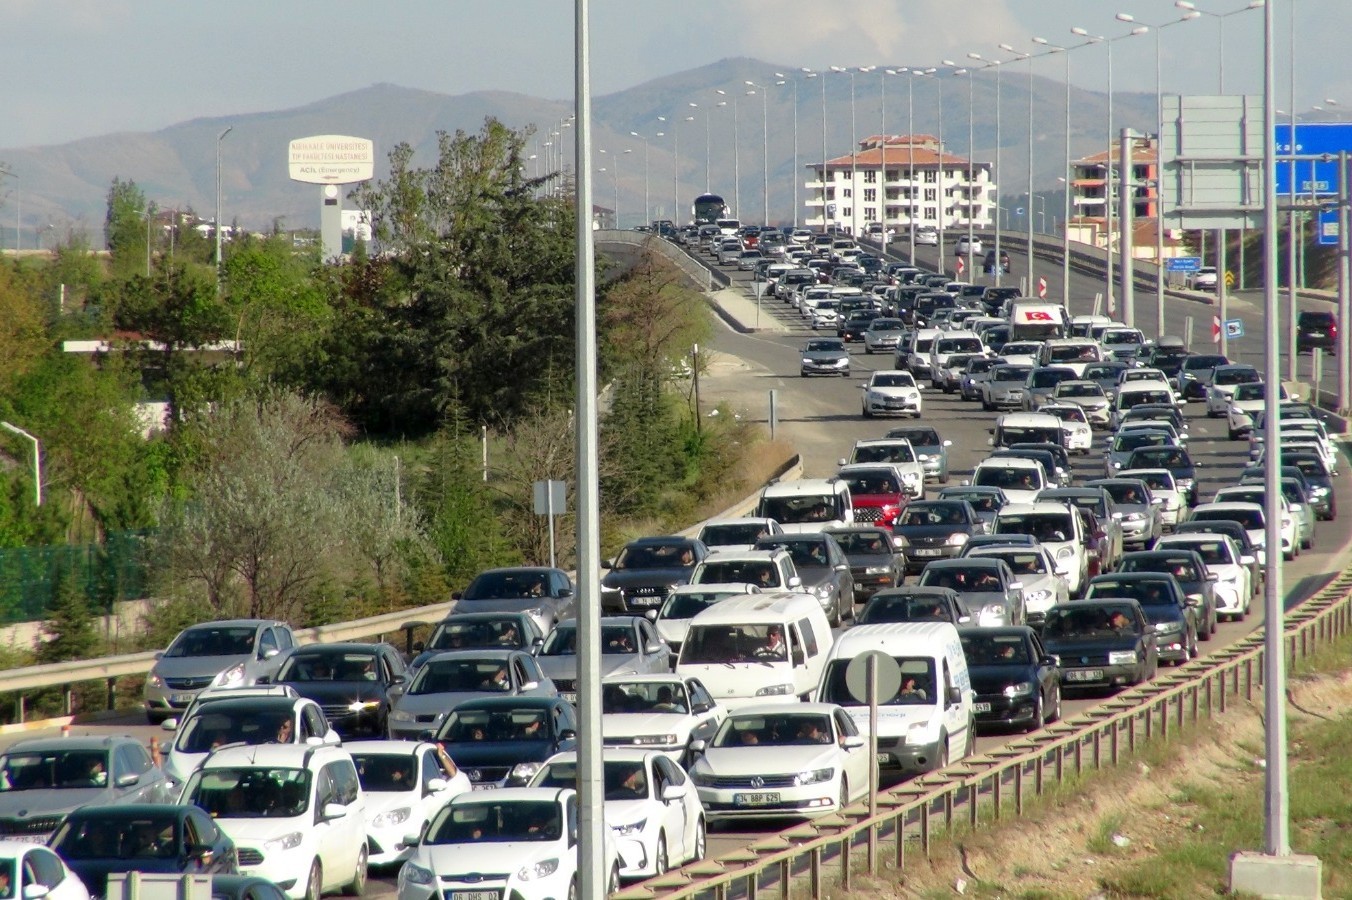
left=1151, top=497, right=1164, bottom=505
left=162, top=718, right=179, bottom=732
left=412, top=641, right=425, bottom=652
left=1240, top=554, right=1256, bottom=566
left=254, top=675, right=271, bottom=685
left=957, top=615, right=972, bottom=625
left=644, top=609, right=658, bottom=622
left=661, top=784, right=684, bottom=802
left=425, top=778, right=448, bottom=795
left=791, top=649, right=806, bottom=667
left=692, top=702, right=712, bottom=714
left=23, top=886, right=50, bottom=900
left=321, top=802, right=348, bottom=821
left=403, top=832, right=423, bottom=849
left=838, top=457, right=849, bottom=466
left=261, top=648, right=279, bottom=660
left=601, top=559, right=614, bottom=570
left=1206, top=573, right=1218, bottom=582
left=842, top=735, right=866, bottom=750
left=153, top=652, right=164, bottom=661
left=115, top=773, right=140, bottom=789
left=1186, top=597, right=1201, bottom=607
left=305, top=736, right=325, bottom=747
left=559, top=729, right=577, bottom=742
left=1111, top=511, right=1124, bottom=520
left=1008, top=581, right=1023, bottom=591
left=451, top=592, right=463, bottom=601
left=944, top=440, right=954, bottom=447
left=946, top=687, right=962, bottom=707
left=689, top=739, right=707, bottom=756
left=521, top=681, right=539, bottom=691
left=788, top=575, right=803, bottom=588
left=418, top=730, right=436, bottom=742
left=645, top=643, right=665, bottom=655
left=1039, top=655, right=1058, bottom=668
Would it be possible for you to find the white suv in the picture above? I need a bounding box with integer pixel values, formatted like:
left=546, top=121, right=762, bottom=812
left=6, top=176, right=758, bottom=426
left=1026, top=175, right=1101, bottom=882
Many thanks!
left=180, top=743, right=368, bottom=900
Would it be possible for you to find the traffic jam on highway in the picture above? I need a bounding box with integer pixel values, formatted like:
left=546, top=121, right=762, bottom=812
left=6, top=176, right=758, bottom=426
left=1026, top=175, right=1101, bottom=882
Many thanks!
left=0, top=223, right=1343, bottom=900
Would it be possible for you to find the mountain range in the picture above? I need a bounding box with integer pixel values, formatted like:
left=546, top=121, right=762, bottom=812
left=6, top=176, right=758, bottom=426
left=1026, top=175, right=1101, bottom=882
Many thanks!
left=5, top=56, right=1163, bottom=244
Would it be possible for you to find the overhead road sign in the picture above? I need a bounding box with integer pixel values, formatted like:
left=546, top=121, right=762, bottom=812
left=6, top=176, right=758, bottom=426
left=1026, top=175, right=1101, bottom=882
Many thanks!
left=1274, top=123, right=1352, bottom=196
left=1162, top=95, right=1264, bottom=231
left=1164, top=256, right=1203, bottom=272
left=288, top=135, right=375, bottom=184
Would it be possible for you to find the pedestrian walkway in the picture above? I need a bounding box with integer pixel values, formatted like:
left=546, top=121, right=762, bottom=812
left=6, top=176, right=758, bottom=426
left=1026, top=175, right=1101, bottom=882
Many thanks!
left=706, top=287, right=790, bottom=334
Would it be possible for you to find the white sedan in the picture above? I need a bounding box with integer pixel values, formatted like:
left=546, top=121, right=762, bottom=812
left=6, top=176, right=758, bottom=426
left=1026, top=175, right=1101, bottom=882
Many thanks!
left=347, top=740, right=472, bottom=867
left=0, top=841, right=90, bottom=900
left=397, top=788, right=621, bottom=900
left=1154, top=534, right=1253, bottom=620
left=687, top=703, right=873, bottom=822
left=1039, top=402, right=1094, bottom=454
left=530, top=750, right=706, bottom=880
left=601, top=675, right=727, bottom=764
left=861, top=370, right=923, bottom=418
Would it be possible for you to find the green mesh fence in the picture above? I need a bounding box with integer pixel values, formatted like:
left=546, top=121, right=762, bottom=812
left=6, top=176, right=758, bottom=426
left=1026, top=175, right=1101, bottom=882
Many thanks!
left=0, top=531, right=152, bottom=625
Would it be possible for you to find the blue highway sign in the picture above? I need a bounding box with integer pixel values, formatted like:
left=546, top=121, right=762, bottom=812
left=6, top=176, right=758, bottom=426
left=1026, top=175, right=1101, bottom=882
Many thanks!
left=1225, top=318, right=1244, bottom=338
left=1164, top=256, right=1203, bottom=272
left=1274, top=123, right=1352, bottom=196
left=1319, top=208, right=1340, bottom=247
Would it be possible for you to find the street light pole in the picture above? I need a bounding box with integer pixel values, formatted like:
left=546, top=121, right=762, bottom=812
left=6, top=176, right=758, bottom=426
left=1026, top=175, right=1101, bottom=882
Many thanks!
left=746, top=81, right=771, bottom=225
left=831, top=67, right=859, bottom=234
left=717, top=90, right=742, bottom=217
left=804, top=69, right=829, bottom=230
left=629, top=131, right=651, bottom=225
left=775, top=74, right=801, bottom=226
left=215, top=126, right=232, bottom=292
left=1, top=422, right=40, bottom=507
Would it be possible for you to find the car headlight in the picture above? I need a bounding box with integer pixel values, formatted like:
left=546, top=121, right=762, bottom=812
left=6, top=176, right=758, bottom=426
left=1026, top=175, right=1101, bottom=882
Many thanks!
left=865, top=565, right=892, bottom=575
left=390, top=710, right=417, bottom=723
left=901, top=471, right=920, bottom=483
left=1003, top=682, right=1035, bottom=698
left=834, top=357, right=849, bottom=366
left=812, top=584, right=832, bottom=598
left=611, top=818, right=647, bottom=837
left=264, top=832, right=304, bottom=853
left=756, top=683, right=794, bottom=696
left=216, top=662, right=246, bottom=687
left=906, top=721, right=931, bottom=742
left=1056, top=547, right=1074, bottom=560
left=1123, top=512, right=1144, bottom=522
left=347, top=700, right=381, bottom=713
left=372, top=807, right=411, bottom=829
left=1108, top=650, right=1138, bottom=666
left=510, top=762, right=543, bottom=783
left=402, top=863, right=434, bottom=886
left=1025, top=589, right=1051, bottom=605
left=981, top=603, right=1008, bottom=622
left=630, top=734, right=678, bottom=746
left=1155, top=622, right=1182, bottom=634
left=795, top=768, right=835, bottom=786
left=1175, top=478, right=1194, bottom=490
left=947, top=532, right=970, bottom=546
left=893, top=535, right=910, bottom=548
left=147, top=673, right=164, bottom=689
left=517, top=858, right=560, bottom=882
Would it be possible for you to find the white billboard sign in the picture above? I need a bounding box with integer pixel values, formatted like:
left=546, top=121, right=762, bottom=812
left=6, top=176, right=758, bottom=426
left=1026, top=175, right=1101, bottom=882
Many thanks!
left=288, top=135, right=375, bottom=184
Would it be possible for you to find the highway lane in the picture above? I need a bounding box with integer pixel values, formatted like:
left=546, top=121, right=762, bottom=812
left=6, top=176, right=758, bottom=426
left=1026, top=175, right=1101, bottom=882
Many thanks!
left=3, top=243, right=1349, bottom=896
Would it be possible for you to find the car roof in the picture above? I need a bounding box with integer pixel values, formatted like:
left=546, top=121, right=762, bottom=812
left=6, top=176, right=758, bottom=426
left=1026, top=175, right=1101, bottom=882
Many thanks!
left=687, top=592, right=823, bottom=622
left=727, top=702, right=841, bottom=717
left=761, top=478, right=842, bottom=497
left=999, top=502, right=1076, bottom=516
left=342, top=740, right=438, bottom=755
left=702, top=550, right=785, bottom=563
left=200, top=743, right=348, bottom=769
left=997, top=413, right=1062, bottom=426
left=8, top=735, right=138, bottom=753
left=669, top=582, right=759, bottom=595
left=450, top=787, right=572, bottom=805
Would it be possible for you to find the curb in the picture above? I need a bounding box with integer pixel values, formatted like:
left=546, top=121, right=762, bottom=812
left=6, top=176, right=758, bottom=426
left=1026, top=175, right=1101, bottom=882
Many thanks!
left=0, top=708, right=129, bottom=736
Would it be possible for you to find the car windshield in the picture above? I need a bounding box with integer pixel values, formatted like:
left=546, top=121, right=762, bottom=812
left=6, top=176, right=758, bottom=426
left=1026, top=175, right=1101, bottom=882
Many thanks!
left=992, top=366, right=1033, bottom=382
left=805, top=340, right=845, bottom=352
left=1131, top=472, right=1176, bottom=492
left=175, top=707, right=296, bottom=753
left=828, top=530, right=892, bottom=554
left=1057, top=382, right=1103, bottom=398
left=859, top=593, right=952, bottom=624
left=613, top=543, right=694, bottom=570
left=919, top=566, right=1003, bottom=592
left=1233, top=383, right=1267, bottom=402
left=1044, top=605, right=1140, bottom=637
left=870, top=319, right=904, bottom=331
left=541, top=625, right=638, bottom=656
left=854, top=443, right=916, bottom=464
left=410, top=659, right=512, bottom=695
left=937, top=338, right=982, bottom=353
left=1173, top=541, right=1232, bottom=565
left=681, top=624, right=789, bottom=664
left=659, top=590, right=739, bottom=620
left=975, top=467, right=1040, bottom=491
left=187, top=767, right=311, bottom=819
left=995, top=513, right=1074, bottom=543
left=1193, top=508, right=1263, bottom=530
left=696, top=560, right=778, bottom=586
left=1086, top=579, right=1175, bottom=607
left=712, top=713, right=836, bottom=747
left=966, top=358, right=997, bottom=374
left=1114, top=431, right=1172, bottom=452
left=1003, top=344, right=1041, bottom=357
left=164, top=627, right=256, bottom=658
left=840, top=472, right=900, bottom=496
left=819, top=657, right=937, bottom=706
left=960, top=633, right=1032, bottom=665
left=602, top=681, right=689, bottom=715
left=871, top=373, right=915, bottom=389
left=52, top=815, right=180, bottom=861
left=897, top=503, right=968, bottom=527
left=1120, top=557, right=1201, bottom=581
left=441, top=708, right=551, bottom=743
left=999, top=426, right=1062, bottom=445
left=533, top=759, right=651, bottom=801
left=428, top=619, right=527, bottom=652
left=0, top=750, right=112, bottom=791
left=426, top=800, right=563, bottom=844
left=1185, top=356, right=1227, bottom=371
left=1029, top=369, right=1072, bottom=389
left=701, top=522, right=772, bottom=547
left=352, top=753, right=418, bottom=792
left=760, top=494, right=838, bottom=524
left=1103, top=330, right=1143, bottom=345
left=1048, top=346, right=1093, bottom=363
left=1130, top=447, right=1190, bottom=468
left=462, top=571, right=552, bottom=600
left=983, top=551, right=1047, bottom=575
left=278, top=651, right=377, bottom=683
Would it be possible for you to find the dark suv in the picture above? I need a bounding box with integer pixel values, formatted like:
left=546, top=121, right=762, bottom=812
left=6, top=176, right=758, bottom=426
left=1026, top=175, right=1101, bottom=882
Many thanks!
left=1296, top=310, right=1337, bottom=354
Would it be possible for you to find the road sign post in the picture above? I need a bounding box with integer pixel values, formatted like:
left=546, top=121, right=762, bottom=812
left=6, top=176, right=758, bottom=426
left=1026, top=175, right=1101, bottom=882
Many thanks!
left=846, top=650, right=900, bottom=873
left=533, top=479, right=567, bottom=569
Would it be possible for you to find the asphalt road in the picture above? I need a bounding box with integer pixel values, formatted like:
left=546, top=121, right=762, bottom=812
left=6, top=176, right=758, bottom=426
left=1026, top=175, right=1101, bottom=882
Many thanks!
left=5, top=238, right=1349, bottom=896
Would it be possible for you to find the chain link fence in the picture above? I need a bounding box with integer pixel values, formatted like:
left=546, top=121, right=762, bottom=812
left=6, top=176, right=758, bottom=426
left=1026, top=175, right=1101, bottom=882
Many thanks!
left=0, top=530, right=152, bottom=624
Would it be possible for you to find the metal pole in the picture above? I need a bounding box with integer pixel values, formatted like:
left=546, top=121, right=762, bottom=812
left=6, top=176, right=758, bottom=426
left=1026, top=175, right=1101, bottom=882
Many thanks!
left=733, top=95, right=741, bottom=219
left=1339, top=150, right=1350, bottom=412
left=937, top=72, right=946, bottom=266
left=1026, top=53, right=1035, bottom=294
left=1218, top=228, right=1229, bottom=357
left=546, top=487, right=557, bottom=570
left=908, top=75, right=917, bottom=260
left=994, top=59, right=1004, bottom=285
left=1120, top=129, right=1134, bottom=328
left=1259, top=0, right=1290, bottom=859
left=821, top=73, right=829, bottom=230
left=850, top=72, right=857, bottom=234
left=1285, top=0, right=1298, bottom=383
left=1105, top=39, right=1116, bottom=318
left=573, top=1, right=606, bottom=893
left=966, top=69, right=975, bottom=276
left=880, top=71, right=888, bottom=237
left=1062, top=49, right=1072, bottom=303
left=1154, top=25, right=1167, bottom=332
left=215, top=127, right=232, bottom=291
left=761, top=88, right=769, bottom=224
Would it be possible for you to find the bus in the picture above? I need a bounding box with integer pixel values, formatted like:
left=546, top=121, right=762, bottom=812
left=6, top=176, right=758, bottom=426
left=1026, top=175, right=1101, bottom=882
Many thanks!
left=692, top=193, right=728, bottom=225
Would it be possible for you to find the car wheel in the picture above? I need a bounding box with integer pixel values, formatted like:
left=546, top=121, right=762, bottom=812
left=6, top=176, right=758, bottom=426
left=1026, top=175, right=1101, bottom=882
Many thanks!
left=940, top=469, right=949, bottom=484
left=1188, top=629, right=1199, bottom=660
left=865, top=346, right=873, bottom=355
left=654, top=833, right=669, bottom=876
left=838, top=776, right=850, bottom=811
left=842, top=369, right=851, bottom=378
left=982, top=400, right=992, bottom=411
left=1047, top=686, right=1062, bottom=723
left=342, top=846, right=367, bottom=896
left=693, top=818, right=707, bottom=861
left=303, top=860, right=322, bottom=900
left=828, top=599, right=842, bottom=628
left=608, top=864, right=621, bottom=895
left=1302, top=535, right=1313, bottom=550
left=1026, top=695, right=1044, bottom=733
left=937, top=732, right=950, bottom=769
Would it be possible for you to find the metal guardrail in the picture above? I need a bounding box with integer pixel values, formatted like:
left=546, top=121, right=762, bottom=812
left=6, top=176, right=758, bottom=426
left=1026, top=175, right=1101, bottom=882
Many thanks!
left=595, top=230, right=727, bottom=291
left=614, top=566, right=1352, bottom=899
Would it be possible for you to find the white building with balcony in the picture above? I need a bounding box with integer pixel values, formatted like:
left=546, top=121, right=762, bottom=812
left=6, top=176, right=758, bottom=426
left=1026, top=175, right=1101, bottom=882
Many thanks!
left=804, top=134, right=995, bottom=235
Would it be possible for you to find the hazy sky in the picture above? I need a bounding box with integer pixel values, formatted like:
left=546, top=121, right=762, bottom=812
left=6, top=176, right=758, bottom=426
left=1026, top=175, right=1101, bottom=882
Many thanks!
left=1, top=0, right=1347, bottom=148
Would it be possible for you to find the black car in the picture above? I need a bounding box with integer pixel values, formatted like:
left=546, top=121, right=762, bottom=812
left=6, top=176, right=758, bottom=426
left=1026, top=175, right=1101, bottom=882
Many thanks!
left=981, top=286, right=1022, bottom=316
left=936, top=486, right=1008, bottom=530
left=1296, top=310, right=1337, bottom=354
left=840, top=310, right=882, bottom=342
left=1243, top=458, right=1335, bottom=521
left=960, top=627, right=1060, bottom=732
left=825, top=526, right=905, bottom=602
left=1116, top=550, right=1218, bottom=641
left=753, top=533, right=855, bottom=626
left=982, top=249, right=1012, bottom=276
left=856, top=586, right=972, bottom=626
left=1039, top=599, right=1158, bottom=691
left=211, top=875, right=288, bottom=900
left=452, top=566, right=576, bottom=635
left=431, top=696, right=578, bottom=789
left=1123, top=445, right=1199, bottom=507
left=51, top=804, right=238, bottom=899
left=891, top=500, right=984, bottom=574
left=409, top=612, right=547, bottom=672
left=601, top=536, right=709, bottom=615
left=1146, top=344, right=1190, bottom=379
left=1084, top=573, right=1197, bottom=664
left=268, top=643, right=408, bottom=737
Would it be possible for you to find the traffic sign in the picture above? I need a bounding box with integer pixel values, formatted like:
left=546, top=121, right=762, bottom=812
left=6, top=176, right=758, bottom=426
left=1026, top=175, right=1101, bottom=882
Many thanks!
left=845, top=650, right=902, bottom=705
left=1164, top=256, right=1203, bottom=273
left=1319, top=207, right=1340, bottom=247
left=1274, top=123, right=1352, bottom=196
left=1212, top=315, right=1221, bottom=344
left=1037, top=276, right=1047, bottom=299
left=955, top=256, right=965, bottom=276
left=1224, top=270, right=1235, bottom=288
left=1226, top=318, right=1245, bottom=338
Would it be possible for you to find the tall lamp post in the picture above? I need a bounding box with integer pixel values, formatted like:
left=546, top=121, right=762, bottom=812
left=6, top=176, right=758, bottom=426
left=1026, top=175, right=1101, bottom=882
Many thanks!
left=830, top=66, right=859, bottom=234
left=774, top=73, right=801, bottom=226
left=215, top=126, right=231, bottom=290
left=746, top=80, right=772, bottom=225
left=1, top=422, right=40, bottom=507
left=803, top=69, right=830, bottom=230
left=715, top=90, right=741, bottom=217
left=629, top=131, right=653, bottom=225
left=690, top=102, right=708, bottom=193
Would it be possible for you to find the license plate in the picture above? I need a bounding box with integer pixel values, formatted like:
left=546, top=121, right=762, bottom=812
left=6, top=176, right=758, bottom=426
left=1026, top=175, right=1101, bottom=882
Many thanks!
left=560, top=692, right=578, bottom=704
left=470, top=782, right=498, bottom=792
left=973, top=702, right=992, bottom=713
left=5, top=835, right=47, bottom=844
left=450, top=891, right=500, bottom=900
left=876, top=752, right=893, bottom=763
left=171, top=693, right=196, bottom=704
left=1066, top=669, right=1104, bottom=682
left=627, top=596, right=661, bottom=607
left=913, top=549, right=943, bottom=557
left=734, top=792, right=781, bottom=807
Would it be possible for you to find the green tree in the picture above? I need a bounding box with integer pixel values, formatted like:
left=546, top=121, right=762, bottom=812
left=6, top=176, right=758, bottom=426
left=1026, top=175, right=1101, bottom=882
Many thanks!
left=35, top=567, right=103, bottom=664
left=105, top=178, right=149, bottom=279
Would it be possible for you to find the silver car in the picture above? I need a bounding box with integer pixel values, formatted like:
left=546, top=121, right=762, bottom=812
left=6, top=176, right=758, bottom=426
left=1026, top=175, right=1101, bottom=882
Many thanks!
left=916, top=558, right=1026, bottom=627
left=982, top=364, right=1034, bottom=411
left=387, top=649, right=557, bottom=740
left=0, top=736, right=173, bottom=842
left=863, top=318, right=907, bottom=355
left=962, top=544, right=1070, bottom=622
left=1086, top=478, right=1162, bottom=550
left=536, top=617, right=673, bottom=703
left=144, top=619, right=295, bottom=724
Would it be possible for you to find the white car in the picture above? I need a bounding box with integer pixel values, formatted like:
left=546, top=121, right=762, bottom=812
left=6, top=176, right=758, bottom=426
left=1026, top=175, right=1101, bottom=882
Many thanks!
left=651, top=583, right=761, bottom=655
left=181, top=744, right=368, bottom=900
left=1188, top=502, right=1279, bottom=566
left=1224, top=382, right=1283, bottom=439
left=530, top=750, right=706, bottom=880
left=347, top=741, right=472, bottom=867
left=1189, top=266, right=1218, bottom=290
left=1154, top=534, right=1253, bottom=621
left=971, top=458, right=1048, bottom=506
left=860, top=370, right=923, bottom=419
left=687, top=703, right=873, bottom=822
left=0, top=841, right=90, bottom=900
left=1215, top=486, right=1306, bottom=556
left=963, top=544, right=1070, bottom=620
left=842, top=439, right=926, bottom=498
left=1203, top=365, right=1261, bottom=417
left=991, top=502, right=1090, bottom=597
left=696, top=518, right=783, bottom=553
left=601, top=674, right=728, bottom=764
left=1039, top=403, right=1094, bottom=454
left=1120, top=468, right=1184, bottom=530
left=995, top=341, right=1044, bottom=367
left=915, top=227, right=939, bottom=246
left=397, top=788, right=621, bottom=900
left=690, top=550, right=801, bottom=593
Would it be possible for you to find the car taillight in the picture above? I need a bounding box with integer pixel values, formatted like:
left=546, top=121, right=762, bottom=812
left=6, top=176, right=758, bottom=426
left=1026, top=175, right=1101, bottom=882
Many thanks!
left=1331, top=323, right=1339, bottom=337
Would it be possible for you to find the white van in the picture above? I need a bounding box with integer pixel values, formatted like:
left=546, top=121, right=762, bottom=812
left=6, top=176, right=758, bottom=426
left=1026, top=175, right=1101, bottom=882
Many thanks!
left=676, top=592, right=833, bottom=710
left=1037, top=338, right=1103, bottom=377
left=814, top=623, right=974, bottom=775
left=755, top=478, right=855, bottom=534
left=906, top=328, right=943, bottom=378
